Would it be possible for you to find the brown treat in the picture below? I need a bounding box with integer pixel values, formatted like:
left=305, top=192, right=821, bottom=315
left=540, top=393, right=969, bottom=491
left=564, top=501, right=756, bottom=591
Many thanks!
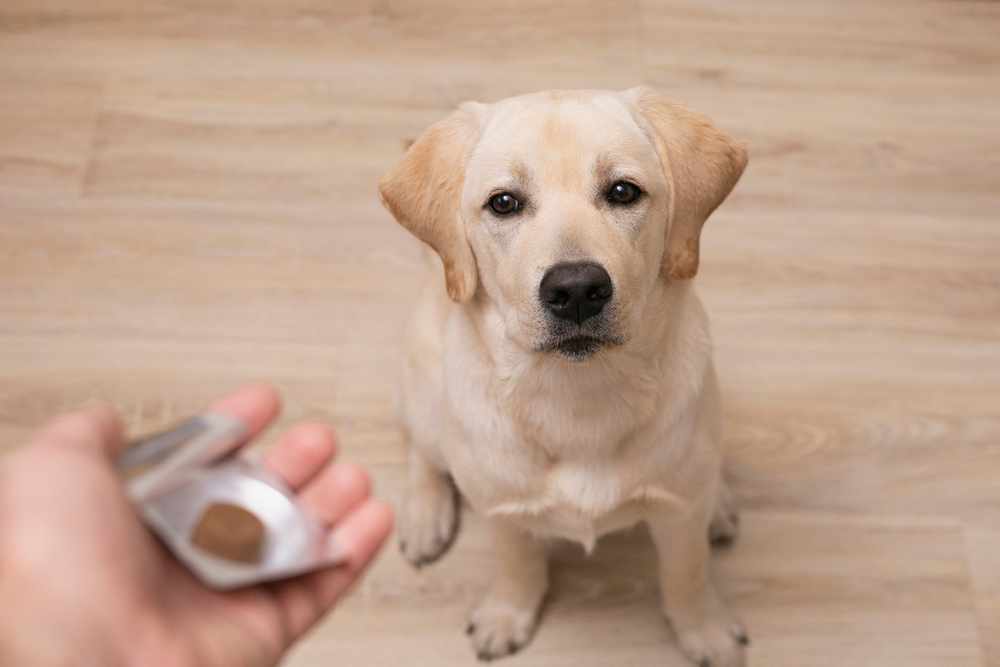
left=190, top=502, right=265, bottom=564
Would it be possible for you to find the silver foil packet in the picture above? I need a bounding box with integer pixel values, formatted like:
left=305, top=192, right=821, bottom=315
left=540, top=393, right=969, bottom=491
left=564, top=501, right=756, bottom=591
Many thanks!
left=120, top=413, right=344, bottom=590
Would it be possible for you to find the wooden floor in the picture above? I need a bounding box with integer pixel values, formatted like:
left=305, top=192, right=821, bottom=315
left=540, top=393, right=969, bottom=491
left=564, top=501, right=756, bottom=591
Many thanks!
left=2, top=0, right=999, bottom=664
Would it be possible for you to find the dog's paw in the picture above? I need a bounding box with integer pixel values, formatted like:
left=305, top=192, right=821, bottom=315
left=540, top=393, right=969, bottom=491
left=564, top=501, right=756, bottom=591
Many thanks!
left=398, top=478, right=459, bottom=567
left=671, top=609, right=748, bottom=667
left=709, top=482, right=740, bottom=547
left=708, top=507, right=739, bottom=547
left=467, top=596, right=540, bottom=661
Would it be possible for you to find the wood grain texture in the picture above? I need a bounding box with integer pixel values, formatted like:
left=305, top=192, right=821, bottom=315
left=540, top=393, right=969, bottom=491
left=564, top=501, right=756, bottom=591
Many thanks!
left=1, top=0, right=998, bottom=664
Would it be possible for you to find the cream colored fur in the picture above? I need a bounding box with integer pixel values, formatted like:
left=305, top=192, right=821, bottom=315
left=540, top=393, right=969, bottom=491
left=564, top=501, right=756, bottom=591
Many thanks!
left=380, top=87, right=748, bottom=666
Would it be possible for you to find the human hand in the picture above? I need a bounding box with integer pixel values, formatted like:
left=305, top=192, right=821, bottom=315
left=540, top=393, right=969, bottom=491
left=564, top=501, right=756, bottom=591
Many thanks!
left=0, top=384, right=394, bottom=667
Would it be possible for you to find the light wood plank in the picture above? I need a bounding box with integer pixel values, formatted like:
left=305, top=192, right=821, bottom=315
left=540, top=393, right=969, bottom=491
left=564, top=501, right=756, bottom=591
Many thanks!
left=0, top=75, right=102, bottom=195
left=285, top=511, right=984, bottom=666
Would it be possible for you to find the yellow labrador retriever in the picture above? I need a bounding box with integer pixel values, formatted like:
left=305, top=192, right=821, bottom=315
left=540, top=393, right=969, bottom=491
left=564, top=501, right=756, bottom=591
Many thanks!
left=380, top=87, right=748, bottom=666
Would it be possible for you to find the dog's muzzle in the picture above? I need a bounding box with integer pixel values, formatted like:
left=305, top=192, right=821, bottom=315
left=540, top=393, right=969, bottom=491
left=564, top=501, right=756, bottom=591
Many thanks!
left=537, top=262, right=621, bottom=361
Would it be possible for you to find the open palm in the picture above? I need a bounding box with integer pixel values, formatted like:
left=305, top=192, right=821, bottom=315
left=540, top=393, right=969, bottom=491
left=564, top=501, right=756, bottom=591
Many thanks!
left=0, top=385, right=393, bottom=667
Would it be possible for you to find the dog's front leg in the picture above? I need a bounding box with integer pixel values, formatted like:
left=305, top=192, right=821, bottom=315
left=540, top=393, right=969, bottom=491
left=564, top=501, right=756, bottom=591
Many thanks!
left=647, top=509, right=747, bottom=667
left=467, top=518, right=548, bottom=660
left=399, top=448, right=459, bottom=567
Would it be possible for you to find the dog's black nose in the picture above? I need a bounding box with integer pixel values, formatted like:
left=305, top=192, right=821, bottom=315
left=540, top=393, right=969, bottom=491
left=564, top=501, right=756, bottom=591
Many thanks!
left=539, top=262, right=613, bottom=324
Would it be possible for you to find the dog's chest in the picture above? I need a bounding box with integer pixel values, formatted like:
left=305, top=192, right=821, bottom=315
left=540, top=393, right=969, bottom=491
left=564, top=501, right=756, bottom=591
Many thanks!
left=475, top=439, right=684, bottom=551
left=548, top=462, right=622, bottom=516
left=483, top=459, right=665, bottom=551
left=445, top=333, right=697, bottom=548
left=484, top=459, right=623, bottom=516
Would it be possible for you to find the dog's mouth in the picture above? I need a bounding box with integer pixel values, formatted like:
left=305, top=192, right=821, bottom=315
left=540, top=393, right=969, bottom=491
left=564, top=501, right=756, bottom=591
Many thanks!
left=540, top=334, right=622, bottom=362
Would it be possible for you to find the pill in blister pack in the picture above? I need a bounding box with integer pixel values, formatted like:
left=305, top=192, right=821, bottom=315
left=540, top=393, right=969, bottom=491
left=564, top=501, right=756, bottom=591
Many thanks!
left=119, top=413, right=344, bottom=590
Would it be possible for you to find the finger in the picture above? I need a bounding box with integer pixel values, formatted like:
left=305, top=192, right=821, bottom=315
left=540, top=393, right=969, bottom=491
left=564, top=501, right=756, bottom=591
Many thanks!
left=207, top=383, right=281, bottom=440
left=274, top=499, right=394, bottom=640
left=262, top=423, right=337, bottom=491
left=299, top=462, right=372, bottom=526
left=315, top=499, right=395, bottom=606
left=35, top=403, right=124, bottom=461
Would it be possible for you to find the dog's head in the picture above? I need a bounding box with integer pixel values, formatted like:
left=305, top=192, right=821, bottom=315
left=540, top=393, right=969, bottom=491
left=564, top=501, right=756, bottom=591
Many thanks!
left=380, top=88, right=747, bottom=362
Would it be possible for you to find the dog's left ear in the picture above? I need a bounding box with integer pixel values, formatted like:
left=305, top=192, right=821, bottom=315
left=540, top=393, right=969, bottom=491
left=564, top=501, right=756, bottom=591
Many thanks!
left=622, top=87, right=748, bottom=280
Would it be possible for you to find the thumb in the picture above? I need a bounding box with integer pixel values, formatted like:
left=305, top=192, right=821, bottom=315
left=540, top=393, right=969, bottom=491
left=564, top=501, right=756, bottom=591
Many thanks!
left=34, top=403, right=125, bottom=462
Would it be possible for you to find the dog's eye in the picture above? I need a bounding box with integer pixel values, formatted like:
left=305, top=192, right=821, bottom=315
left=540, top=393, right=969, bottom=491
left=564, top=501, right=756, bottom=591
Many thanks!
left=608, top=181, right=641, bottom=204
left=488, top=193, right=520, bottom=215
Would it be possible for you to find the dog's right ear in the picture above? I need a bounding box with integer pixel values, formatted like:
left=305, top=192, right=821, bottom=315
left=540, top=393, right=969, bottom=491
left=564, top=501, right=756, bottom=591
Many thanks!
left=379, top=103, right=486, bottom=303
